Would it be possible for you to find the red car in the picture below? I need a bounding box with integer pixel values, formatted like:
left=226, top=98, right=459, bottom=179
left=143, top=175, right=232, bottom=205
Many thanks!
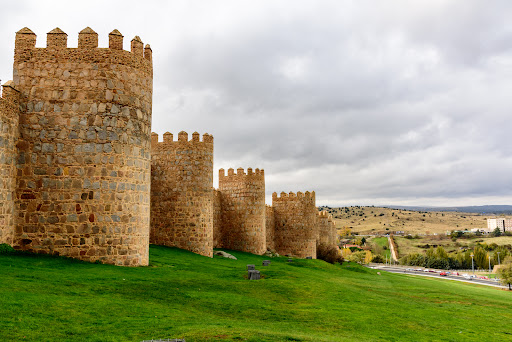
left=440, top=272, right=448, bottom=276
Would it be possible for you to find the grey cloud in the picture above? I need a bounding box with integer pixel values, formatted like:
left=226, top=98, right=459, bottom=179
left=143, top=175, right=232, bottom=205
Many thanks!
left=2, top=0, right=512, bottom=206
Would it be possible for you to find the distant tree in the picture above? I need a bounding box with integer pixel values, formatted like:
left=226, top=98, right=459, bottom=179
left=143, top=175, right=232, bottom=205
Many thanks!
left=371, top=255, right=385, bottom=263
left=497, top=257, right=512, bottom=290
left=493, top=227, right=502, bottom=237
left=435, top=246, right=448, bottom=259
left=338, top=226, right=352, bottom=238
left=473, top=246, right=487, bottom=269
left=361, top=237, right=366, bottom=245
left=364, top=251, right=373, bottom=264
left=348, top=251, right=366, bottom=264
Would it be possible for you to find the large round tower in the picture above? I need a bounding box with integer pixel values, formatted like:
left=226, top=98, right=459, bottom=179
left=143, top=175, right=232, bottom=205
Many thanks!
left=217, top=167, right=266, bottom=255
left=12, top=27, right=153, bottom=266
left=150, top=131, right=214, bottom=257
left=272, top=191, right=318, bottom=259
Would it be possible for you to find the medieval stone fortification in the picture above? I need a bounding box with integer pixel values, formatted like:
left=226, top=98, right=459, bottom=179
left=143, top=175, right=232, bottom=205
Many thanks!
left=150, top=131, right=214, bottom=257
left=0, top=27, right=338, bottom=266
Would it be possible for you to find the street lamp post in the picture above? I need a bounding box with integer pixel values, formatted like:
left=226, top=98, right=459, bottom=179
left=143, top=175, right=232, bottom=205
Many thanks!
left=488, top=255, right=491, bottom=274
left=470, top=253, right=474, bottom=275
left=497, top=252, right=501, bottom=265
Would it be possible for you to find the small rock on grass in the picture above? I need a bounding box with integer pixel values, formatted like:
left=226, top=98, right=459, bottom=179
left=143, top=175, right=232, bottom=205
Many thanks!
left=214, top=250, right=237, bottom=260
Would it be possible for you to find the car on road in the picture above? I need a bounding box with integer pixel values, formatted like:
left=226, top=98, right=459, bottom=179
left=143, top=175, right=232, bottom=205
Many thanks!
left=452, top=272, right=460, bottom=276
left=463, top=274, right=472, bottom=280
left=440, top=272, right=448, bottom=276
left=424, top=269, right=430, bottom=272
left=415, top=268, right=423, bottom=272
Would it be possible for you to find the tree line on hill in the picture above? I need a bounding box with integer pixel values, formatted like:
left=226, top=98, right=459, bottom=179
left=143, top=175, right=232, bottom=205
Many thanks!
left=400, top=244, right=511, bottom=270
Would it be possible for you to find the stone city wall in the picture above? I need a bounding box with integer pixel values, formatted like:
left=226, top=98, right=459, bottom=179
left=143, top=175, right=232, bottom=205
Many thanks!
left=0, top=27, right=328, bottom=265
left=317, top=211, right=337, bottom=247
left=216, top=168, right=266, bottom=255
left=12, top=27, right=152, bottom=266
left=272, top=191, right=318, bottom=259
left=265, top=205, right=275, bottom=252
left=150, top=131, right=214, bottom=257
left=0, top=82, right=20, bottom=245
left=212, top=188, right=222, bottom=248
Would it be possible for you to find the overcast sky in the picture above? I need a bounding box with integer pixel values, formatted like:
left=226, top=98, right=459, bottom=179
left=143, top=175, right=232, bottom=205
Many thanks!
left=1, top=0, right=512, bottom=207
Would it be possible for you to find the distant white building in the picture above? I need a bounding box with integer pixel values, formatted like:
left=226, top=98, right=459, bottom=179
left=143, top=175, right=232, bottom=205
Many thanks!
left=487, top=218, right=512, bottom=232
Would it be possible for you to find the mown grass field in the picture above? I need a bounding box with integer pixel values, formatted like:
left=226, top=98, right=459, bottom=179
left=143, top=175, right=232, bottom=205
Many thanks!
left=1, top=245, right=511, bottom=341
left=368, top=237, right=391, bottom=259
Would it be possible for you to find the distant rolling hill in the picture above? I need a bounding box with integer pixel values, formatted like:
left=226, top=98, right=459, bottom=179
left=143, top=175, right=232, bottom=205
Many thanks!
left=383, top=205, right=512, bottom=215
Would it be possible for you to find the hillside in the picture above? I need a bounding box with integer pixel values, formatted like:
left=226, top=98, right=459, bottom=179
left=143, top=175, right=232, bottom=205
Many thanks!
left=387, top=205, right=512, bottom=215
left=318, top=206, right=502, bottom=235
left=1, top=245, right=512, bottom=341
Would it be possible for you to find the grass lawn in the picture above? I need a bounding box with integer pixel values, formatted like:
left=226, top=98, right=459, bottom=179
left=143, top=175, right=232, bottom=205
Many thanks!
left=1, top=245, right=511, bottom=341
left=369, top=236, right=391, bottom=259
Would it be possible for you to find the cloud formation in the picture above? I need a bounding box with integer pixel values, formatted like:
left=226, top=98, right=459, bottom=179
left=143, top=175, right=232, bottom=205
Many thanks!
left=1, top=1, right=512, bottom=206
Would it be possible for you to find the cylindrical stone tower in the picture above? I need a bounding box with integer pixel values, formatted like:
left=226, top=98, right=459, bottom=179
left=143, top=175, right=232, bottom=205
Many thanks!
left=317, top=211, right=337, bottom=248
left=150, top=131, right=214, bottom=257
left=217, top=167, right=266, bottom=255
left=272, top=191, right=318, bottom=259
left=12, top=27, right=153, bottom=266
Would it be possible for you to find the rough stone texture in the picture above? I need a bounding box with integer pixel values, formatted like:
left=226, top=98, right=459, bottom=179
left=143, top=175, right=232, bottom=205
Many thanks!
left=213, top=250, right=237, bottom=260
left=0, top=27, right=327, bottom=264
left=272, top=191, right=318, bottom=259
left=265, top=205, right=275, bottom=251
left=0, top=82, right=20, bottom=245
left=150, top=131, right=214, bottom=257
left=216, top=168, right=266, bottom=255
left=248, top=269, right=260, bottom=280
left=11, top=27, right=152, bottom=266
left=212, top=188, right=222, bottom=247
left=317, top=211, right=337, bottom=248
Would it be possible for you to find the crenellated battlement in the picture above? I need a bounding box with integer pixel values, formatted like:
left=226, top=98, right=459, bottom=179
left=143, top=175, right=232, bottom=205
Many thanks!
left=151, top=129, right=213, bottom=257
left=272, top=191, right=316, bottom=203
left=151, top=131, right=214, bottom=151
left=216, top=164, right=266, bottom=254
left=317, top=210, right=337, bottom=248
left=2, top=26, right=329, bottom=264
left=272, top=189, right=318, bottom=259
left=11, top=26, right=153, bottom=266
left=219, top=167, right=264, bottom=179
left=14, top=27, right=152, bottom=71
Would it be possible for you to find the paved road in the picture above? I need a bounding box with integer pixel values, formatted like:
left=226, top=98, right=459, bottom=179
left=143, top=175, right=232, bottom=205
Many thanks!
left=372, top=265, right=507, bottom=289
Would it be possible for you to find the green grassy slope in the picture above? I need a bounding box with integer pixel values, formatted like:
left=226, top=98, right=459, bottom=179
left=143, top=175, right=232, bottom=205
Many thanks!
left=1, top=245, right=511, bottom=341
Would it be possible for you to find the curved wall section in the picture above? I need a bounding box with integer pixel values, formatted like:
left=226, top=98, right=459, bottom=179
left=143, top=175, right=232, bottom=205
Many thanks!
left=150, top=131, right=214, bottom=257
left=217, top=167, right=266, bottom=255
left=272, top=191, right=318, bottom=259
left=12, top=28, right=152, bottom=266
